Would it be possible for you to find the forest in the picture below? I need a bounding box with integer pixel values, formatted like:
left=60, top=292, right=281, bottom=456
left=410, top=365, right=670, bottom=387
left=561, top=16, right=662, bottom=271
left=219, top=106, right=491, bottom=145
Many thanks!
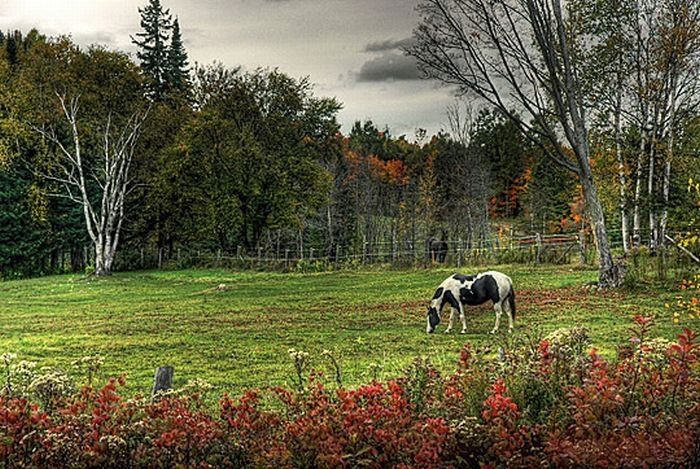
left=0, top=0, right=698, bottom=282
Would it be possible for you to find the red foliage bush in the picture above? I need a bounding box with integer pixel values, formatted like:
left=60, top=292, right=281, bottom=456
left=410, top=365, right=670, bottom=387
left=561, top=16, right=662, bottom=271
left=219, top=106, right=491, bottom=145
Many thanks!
left=1, top=317, right=698, bottom=468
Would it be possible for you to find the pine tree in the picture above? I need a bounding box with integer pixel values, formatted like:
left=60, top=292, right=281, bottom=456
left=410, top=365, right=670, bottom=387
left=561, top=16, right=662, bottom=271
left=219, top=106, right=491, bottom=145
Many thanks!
left=166, top=18, right=190, bottom=95
left=131, top=0, right=172, bottom=100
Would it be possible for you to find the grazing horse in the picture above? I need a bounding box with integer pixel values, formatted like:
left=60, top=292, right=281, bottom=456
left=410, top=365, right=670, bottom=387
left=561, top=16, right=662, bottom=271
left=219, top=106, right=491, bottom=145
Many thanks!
left=426, top=271, right=515, bottom=334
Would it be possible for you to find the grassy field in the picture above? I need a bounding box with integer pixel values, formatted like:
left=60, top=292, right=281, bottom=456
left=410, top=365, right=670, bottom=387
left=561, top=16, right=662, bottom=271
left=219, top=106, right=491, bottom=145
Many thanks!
left=0, top=264, right=698, bottom=396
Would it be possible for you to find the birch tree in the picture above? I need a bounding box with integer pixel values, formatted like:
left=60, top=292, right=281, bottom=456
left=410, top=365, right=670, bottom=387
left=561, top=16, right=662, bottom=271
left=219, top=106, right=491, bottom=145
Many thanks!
left=20, top=40, right=148, bottom=276
left=655, top=0, right=700, bottom=249
left=410, top=0, right=624, bottom=286
left=571, top=0, right=636, bottom=253
left=626, top=0, right=700, bottom=251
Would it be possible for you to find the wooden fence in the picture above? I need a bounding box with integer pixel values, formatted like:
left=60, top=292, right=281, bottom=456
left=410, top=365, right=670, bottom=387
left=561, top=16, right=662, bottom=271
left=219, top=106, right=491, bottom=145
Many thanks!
left=123, top=232, right=589, bottom=271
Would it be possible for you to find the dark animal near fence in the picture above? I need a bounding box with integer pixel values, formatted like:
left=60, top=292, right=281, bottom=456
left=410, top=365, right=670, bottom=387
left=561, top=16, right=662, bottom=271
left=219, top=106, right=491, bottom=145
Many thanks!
left=426, top=237, right=448, bottom=263
left=426, top=271, right=515, bottom=334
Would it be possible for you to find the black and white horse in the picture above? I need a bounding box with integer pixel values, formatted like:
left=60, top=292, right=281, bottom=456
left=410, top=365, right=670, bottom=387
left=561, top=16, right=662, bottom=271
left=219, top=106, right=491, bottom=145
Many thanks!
left=426, top=271, right=516, bottom=334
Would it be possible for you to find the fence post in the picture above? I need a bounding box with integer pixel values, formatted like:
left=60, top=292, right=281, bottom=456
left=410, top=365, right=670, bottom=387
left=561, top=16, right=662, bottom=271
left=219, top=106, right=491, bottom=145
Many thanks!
left=363, top=236, right=368, bottom=264
left=158, top=247, right=163, bottom=269
left=152, top=366, right=174, bottom=400
left=177, top=248, right=181, bottom=263
left=578, top=231, right=586, bottom=264
left=285, top=248, right=290, bottom=269
left=509, top=226, right=514, bottom=251
left=140, top=248, right=145, bottom=268
left=310, top=248, right=314, bottom=261
left=216, top=249, right=222, bottom=267
left=536, top=233, right=543, bottom=264
left=257, top=246, right=262, bottom=266
left=335, top=244, right=340, bottom=268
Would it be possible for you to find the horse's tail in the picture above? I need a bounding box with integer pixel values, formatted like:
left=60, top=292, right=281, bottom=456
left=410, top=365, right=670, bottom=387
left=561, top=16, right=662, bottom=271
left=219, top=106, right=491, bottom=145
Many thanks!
left=507, top=284, right=516, bottom=321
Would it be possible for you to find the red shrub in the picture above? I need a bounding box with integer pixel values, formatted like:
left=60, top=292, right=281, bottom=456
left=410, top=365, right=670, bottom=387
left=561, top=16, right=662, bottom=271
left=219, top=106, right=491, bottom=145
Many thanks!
left=0, top=318, right=698, bottom=467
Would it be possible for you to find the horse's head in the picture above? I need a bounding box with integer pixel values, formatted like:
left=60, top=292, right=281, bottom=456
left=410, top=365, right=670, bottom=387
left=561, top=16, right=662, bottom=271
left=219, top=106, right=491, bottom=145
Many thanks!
left=426, top=305, right=440, bottom=333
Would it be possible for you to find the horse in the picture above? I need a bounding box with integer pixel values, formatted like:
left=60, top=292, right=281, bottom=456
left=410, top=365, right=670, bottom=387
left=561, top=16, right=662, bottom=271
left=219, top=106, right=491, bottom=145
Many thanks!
left=426, top=271, right=515, bottom=334
left=425, top=236, right=448, bottom=263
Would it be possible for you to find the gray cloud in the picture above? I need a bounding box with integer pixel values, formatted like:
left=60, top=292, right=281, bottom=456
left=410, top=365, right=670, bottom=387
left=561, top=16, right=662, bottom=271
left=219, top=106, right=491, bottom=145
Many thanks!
left=363, top=37, right=415, bottom=53
left=71, top=31, right=117, bottom=47
left=356, top=52, right=421, bottom=82
left=2, top=0, right=454, bottom=137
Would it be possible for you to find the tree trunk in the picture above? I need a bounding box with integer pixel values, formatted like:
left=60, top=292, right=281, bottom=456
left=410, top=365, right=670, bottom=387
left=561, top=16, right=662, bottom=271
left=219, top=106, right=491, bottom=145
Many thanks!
left=614, top=85, right=630, bottom=253
left=648, top=113, right=659, bottom=252
left=579, top=162, right=621, bottom=287
left=660, top=82, right=677, bottom=249
left=632, top=124, right=647, bottom=248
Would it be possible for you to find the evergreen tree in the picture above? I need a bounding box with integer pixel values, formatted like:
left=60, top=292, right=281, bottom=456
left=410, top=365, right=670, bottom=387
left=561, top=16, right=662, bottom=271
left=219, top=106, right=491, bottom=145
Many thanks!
left=131, top=0, right=172, bottom=100
left=166, top=18, right=189, bottom=95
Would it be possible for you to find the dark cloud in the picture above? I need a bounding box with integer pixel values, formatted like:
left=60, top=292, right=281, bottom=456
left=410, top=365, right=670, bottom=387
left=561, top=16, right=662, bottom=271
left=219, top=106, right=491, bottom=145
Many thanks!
left=356, top=52, right=421, bottom=82
left=363, top=37, right=415, bottom=53
left=3, top=0, right=454, bottom=136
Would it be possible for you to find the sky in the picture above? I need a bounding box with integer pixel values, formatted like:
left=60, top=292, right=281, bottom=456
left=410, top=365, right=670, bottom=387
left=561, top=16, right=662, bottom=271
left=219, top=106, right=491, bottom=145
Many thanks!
left=0, top=0, right=459, bottom=138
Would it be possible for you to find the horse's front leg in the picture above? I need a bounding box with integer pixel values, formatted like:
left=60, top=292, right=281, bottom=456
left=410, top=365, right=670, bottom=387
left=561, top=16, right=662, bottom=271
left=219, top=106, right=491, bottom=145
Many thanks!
left=444, top=307, right=456, bottom=333
left=490, top=302, right=502, bottom=334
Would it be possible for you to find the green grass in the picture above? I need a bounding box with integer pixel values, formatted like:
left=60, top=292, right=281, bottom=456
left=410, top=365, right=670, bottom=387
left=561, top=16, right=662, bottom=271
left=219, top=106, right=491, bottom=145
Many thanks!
left=0, top=264, right=698, bottom=396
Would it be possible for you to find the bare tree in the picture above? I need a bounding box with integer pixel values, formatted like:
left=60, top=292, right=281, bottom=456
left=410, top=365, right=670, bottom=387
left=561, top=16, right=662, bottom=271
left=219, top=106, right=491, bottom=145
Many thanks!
left=444, top=99, right=490, bottom=246
left=32, top=93, right=148, bottom=276
left=409, top=0, right=623, bottom=286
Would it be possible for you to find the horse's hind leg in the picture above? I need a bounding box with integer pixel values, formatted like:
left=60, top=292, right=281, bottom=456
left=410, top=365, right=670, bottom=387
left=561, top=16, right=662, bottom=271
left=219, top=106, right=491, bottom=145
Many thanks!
left=459, top=304, right=467, bottom=334
left=490, top=302, right=503, bottom=334
left=505, top=301, right=514, bottom=333
left=444, top=307, right=456, bottom=333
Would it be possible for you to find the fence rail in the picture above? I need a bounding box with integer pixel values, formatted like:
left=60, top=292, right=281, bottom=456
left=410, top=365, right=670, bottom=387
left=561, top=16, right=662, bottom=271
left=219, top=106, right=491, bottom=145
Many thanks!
left=113, top=231, right=598, bottom=272
left=40, top=229, right=694, bottom=274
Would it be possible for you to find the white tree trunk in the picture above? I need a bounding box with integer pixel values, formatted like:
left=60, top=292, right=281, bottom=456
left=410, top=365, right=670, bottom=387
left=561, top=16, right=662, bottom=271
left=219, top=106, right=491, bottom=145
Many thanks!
left=614, top=84, right=629, bottom=253
left=31, top=94, right=147, bottom=276
left=632, top=125, right=647, bottom=248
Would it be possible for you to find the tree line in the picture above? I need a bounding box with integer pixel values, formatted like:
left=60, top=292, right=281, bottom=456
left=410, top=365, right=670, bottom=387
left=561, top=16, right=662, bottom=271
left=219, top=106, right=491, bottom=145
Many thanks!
left=0, top=0, right=698, bottom=282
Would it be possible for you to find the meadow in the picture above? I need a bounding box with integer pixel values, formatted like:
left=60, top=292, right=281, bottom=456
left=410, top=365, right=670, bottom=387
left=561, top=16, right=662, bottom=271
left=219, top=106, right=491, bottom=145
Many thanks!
left=0, top=264, right=697, bottom=395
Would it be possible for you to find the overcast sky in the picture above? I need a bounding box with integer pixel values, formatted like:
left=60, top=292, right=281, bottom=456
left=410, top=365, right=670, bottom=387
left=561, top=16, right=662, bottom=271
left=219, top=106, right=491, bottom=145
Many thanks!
left=1, top=0, right=459, bottom=137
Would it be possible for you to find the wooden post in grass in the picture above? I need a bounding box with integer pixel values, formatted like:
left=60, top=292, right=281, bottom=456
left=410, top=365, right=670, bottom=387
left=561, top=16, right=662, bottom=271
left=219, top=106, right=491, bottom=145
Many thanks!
left=335, top=244, right=340, bottom=268
left=152, top=366, right=173, bottom=399
left=457, top=238, right=462, bottom=268
left=140, top=248, right=145, bottom=268
left=257, top=246, right=262, bottom=266
left=158, top=247, right=163, bottom=269
left=535, top=233, right=543, bottom=264
left=285, top=248, right=290, bottom=269
left=362, top=236, right=367, bottom=264
left=509, top=226, right=514, bottom=251
left=578, top=231, right=586, bottom=264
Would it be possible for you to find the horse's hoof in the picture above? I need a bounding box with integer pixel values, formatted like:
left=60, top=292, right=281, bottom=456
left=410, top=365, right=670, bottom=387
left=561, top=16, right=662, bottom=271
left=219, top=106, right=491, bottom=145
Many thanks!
left=443, top=329, right=451, bottom=334
left=460, top=330, right=467, bottom=335
left=490, top=330, right=497, bottom=334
